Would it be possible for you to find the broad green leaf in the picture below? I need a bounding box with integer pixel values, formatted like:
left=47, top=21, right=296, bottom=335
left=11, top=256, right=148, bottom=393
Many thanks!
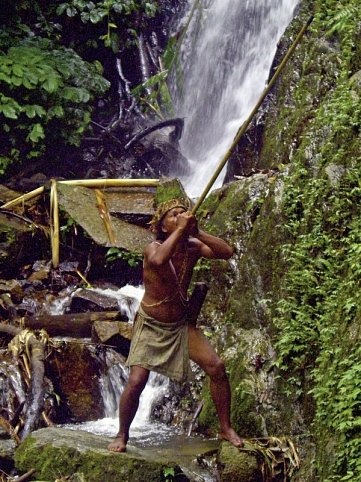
left=0, top=104, right=18, bottom=119
left=28, top=123, right=45, bottom=142
left=42, top=76, right=60, bottom=93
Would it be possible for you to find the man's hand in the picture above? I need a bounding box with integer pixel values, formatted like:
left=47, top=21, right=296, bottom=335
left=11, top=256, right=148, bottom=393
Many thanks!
left=177, top=211, right=199, bottom=236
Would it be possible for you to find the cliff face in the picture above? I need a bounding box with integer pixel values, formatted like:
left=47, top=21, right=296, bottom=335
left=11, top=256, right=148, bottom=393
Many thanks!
left=197, top=1, right=361, bottom=480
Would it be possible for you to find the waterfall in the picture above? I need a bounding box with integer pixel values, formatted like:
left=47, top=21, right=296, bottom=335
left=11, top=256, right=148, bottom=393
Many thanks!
left=60, top=285, right=173, bottom=442
left=172, top=0, right=299, bottom=197
left=0, top=356, right=26, bottom=417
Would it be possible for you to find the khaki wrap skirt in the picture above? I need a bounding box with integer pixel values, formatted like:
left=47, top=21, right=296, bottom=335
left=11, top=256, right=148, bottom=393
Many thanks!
left=125, top=305, right=192, bottom=382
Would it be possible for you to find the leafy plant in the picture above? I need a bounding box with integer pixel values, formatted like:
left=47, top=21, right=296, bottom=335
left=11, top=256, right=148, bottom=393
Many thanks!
left=0, top=37, right=109, bottom=175
left=162, top=466, right=175, bottom=481
left=105, top=247, right=142, bottom=267
left=57, top=0, right=157, bottom=51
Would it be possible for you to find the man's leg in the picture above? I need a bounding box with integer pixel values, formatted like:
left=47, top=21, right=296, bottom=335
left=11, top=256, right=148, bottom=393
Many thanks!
left=188, top=325, right=243, bottom=447
left=108, top=365, right=149, bottom=452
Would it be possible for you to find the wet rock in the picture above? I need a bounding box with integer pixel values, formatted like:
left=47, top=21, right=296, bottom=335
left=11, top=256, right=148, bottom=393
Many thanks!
left=0, top=438, right=16, bottom=473
left=0, top=280, right=24, bottom=302
left=14, top=427, right=189, bottom=482
left=105, top=188, right=154, bottom=227
left=70, top=288, right=120, bottom=313
left=0, top=184, right=22, bottom=205
left=217, top=442, right=262, bottom=482
left=46, top=344, right=104, bottom=422
left=27, top=260, right=52, bottom=283
left=91, top=320, right=132, bottom=357
left=325, top=164, right=346, bottom=187
left=0, top=212, right=47, bottom=277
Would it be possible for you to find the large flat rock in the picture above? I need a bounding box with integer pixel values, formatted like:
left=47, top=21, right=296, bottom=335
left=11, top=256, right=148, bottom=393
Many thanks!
left=57, top=184, right=154, bottom=252
left=14, top=427, right=220, bottom=481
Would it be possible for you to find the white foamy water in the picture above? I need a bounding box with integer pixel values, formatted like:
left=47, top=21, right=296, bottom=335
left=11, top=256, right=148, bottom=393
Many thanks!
left=172, top=0, right=299, bottom=197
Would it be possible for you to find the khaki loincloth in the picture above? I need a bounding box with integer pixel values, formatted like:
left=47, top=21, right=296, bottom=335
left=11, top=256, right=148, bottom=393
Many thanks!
left=125, top=305, right=192, bottom=382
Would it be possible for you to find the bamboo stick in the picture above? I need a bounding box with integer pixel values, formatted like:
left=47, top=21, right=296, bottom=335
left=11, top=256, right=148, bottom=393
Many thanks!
left=0, top=186, right=45, bottom=209
left=58, top=179, right=160, bottom=187
left=191, top=16, right=314, bottom=214
left=50, top=180, right=60, bottom=268
left=0, top=179, right=159, bottom=210
left=95, top=188, right=116, bottom=244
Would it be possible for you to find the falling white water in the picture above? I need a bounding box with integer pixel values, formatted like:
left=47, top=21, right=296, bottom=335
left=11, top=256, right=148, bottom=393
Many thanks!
left=61, top=285, right=175, bottom=442
left=172, top=0, right=299, bottom=197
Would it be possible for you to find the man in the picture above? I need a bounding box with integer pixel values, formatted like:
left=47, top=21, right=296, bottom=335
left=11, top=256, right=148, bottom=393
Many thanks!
left=108, top=198, right=243, bottom=452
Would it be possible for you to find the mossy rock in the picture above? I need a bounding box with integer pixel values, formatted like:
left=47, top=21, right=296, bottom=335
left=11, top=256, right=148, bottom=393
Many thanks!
left=153, top=178, right=189, bottom=207
left=217, top=442, right=262, bottom=482
left=0, top=212, right=47, bottom=276
left=14, top=428, right=185, bottom=481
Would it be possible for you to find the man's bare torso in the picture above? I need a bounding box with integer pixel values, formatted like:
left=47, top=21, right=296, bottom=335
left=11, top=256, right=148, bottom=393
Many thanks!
left=141, top=239, right=200, bottom=322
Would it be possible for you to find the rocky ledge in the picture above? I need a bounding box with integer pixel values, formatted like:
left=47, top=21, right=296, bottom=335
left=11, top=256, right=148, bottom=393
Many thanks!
left=13, top=427, right=262, bottom=481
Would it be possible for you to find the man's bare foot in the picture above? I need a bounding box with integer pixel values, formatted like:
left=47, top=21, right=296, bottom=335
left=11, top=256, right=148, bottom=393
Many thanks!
left=219, top=428, right=244, bottom=448
left=108, top=436, right=127, bottom=453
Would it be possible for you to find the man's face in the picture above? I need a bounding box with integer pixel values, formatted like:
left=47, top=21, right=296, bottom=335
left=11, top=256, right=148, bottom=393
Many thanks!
left=161, top=207, right=187, bottom=234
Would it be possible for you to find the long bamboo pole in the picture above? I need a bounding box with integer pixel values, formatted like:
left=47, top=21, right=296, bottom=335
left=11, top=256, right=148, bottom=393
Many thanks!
left=0, top=179, right=159, bottom=210
left=191, top=16, right=314, bottom=214
left=50, top=179, right=60, bottom=268
left=58, top=179, right=160, bottom=187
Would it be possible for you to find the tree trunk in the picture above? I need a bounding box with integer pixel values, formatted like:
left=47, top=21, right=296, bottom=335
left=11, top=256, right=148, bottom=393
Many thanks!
left=23, top=311, right=128, bottom=337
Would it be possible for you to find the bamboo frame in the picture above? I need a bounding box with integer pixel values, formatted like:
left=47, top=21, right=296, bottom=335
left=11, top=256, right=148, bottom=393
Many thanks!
left=0, top=178, right=160, bottom=267
left=0, top=186, right=45, bottom=209
left=0, top=179, right=159, bottom=210
left=58, top=179, right=160, bottom=187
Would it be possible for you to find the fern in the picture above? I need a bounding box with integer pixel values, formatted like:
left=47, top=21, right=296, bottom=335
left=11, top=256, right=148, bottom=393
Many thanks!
left=326, top=4, right=360, bottom=36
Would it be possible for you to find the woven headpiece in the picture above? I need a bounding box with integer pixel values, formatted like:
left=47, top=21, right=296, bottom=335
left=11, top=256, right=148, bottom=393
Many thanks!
left=149, top=197, right=192, bottom=231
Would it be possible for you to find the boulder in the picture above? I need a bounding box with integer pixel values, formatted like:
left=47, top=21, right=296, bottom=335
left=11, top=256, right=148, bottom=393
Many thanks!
left=14, top=427, right=209, bottom=481
left=70, top=288, right=120, bottom=313
left=217, top=442, right=262, bottom=482
left=0, top=438, right=16, bottom=473
left=57, top=183, right=154, bottom=253
left=46, top=344, right=104, bottom=422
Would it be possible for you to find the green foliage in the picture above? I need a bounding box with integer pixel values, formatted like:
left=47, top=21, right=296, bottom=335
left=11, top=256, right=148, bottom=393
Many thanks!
left=274, top=121, right=361, bottom=480
left=272, top=3, right=361, bottom=478
left=131, top=70, right=174, bottom=118
left=324, top=2, right=360, bottom=37
left=162, top=466, right=175, bottom=480
left=105, top=247, right=142, bottom=267
left=57, top=0, right=157, bottom=50
left=0, top=0, right=163, bottom=176
left=0, top=37, right=109, bottom=175
left=193, top=258, right=211, bottom=273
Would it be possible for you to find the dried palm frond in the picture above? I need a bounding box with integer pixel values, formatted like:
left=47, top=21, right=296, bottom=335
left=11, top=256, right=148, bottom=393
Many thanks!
left=0, top=415, right=20, bottom=445
left=95, top=189, right=116, bottom=244
left=239, top=436, right=300, bottom=481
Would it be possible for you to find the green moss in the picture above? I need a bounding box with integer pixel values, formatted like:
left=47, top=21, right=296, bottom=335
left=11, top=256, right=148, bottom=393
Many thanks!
left=153, top=178, right=188, bottom=206
left=14, top=432, right=176, bottom=482
left=218, top=443, right=262, bottom=482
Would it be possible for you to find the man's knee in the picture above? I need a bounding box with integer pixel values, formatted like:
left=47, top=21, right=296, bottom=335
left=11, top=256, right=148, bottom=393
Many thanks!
left=206, top=358, right=227, bottom=381
left=127, top=368, right=149, bottom=394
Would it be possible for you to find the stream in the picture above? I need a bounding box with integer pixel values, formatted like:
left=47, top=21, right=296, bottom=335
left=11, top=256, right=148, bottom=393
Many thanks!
left=54, top=286, right=219, bottom=482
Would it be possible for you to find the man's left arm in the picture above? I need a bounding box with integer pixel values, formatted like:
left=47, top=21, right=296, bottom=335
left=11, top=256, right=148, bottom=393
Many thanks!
left=193, top=230, right=234, bottom=260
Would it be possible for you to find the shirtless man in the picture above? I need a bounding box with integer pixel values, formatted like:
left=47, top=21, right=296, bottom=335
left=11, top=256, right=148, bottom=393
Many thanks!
left=108, top=198, right=243, bottom=452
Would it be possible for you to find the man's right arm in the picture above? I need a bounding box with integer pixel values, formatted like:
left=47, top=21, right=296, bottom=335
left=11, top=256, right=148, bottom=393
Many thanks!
left=145, top=226, right=186, bottom=266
